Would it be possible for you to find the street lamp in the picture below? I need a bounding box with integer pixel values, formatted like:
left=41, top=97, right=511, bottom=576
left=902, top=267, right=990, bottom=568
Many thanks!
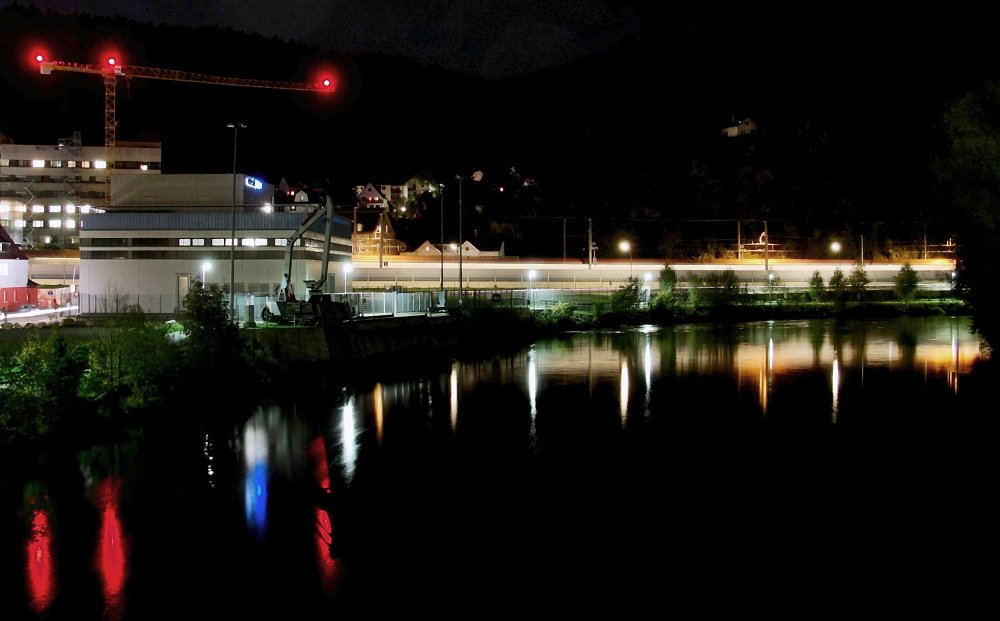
left=439, top=183, right=445, bottom=297
left=201, top=261, right=211, bottom=284
left=343, top=263, right=353, bottom=294
left=831, top=241, right=842, bottom=269
left=227, top=122, right=246, bottom=322
left=528, top=270, right=537, bottom=310
left=618, top=240, right=632, bottom=277
left=455, top=175, right=463, bottom=305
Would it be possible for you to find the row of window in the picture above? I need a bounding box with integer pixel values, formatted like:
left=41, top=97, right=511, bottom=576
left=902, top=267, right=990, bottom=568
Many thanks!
left=0, top=204, right=94, bottom=214
left=1, top=219, right=78, bottom=229
left=80, top=237, right=351, bottom=249
left=0, top=159, right=160, bottom=170
left=80, top=245, right=352, bottom=261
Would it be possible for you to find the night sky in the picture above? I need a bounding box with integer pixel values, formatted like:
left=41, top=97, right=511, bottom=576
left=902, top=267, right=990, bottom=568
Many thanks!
left=2, top=1, right=999, bottom=256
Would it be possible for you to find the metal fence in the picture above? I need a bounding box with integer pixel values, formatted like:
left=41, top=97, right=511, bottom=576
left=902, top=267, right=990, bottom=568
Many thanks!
left=78, top=280, right=958, bottom=322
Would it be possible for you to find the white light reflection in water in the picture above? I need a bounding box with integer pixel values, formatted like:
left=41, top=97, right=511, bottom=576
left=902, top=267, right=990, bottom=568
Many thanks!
left=374, top=382, right=384, bottom=444
left=643, top=332, right=652, bottom=418
left=831, top=356, right=841, bottom=424
left=528, top=346, right=538, bottom=447
left=450, top=361, right=459, bottom=432
left=243, top=418, right=269, bottom=540
left=341, top=398, right=358, bottom=483
left=949, top=324, right=960, bottom=394
left=619, top=360, right=630, bottom=427
left=204, top=433, right=215, bottom=489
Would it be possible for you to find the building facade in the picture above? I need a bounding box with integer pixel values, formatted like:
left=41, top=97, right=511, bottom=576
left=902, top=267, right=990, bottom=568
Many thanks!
left=0, top=134, right=162, bottom=249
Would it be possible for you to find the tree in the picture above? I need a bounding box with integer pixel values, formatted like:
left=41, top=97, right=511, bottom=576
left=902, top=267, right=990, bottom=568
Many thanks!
left=894, top=263, right=920, bottom=305
left=932, top=79, right=1000, bottom=352
left=652, top=265, right=680, bottom=309
left=808, top=271, right=825, bottom=302
left=829, top=268, right=847, bottom=305
left=180, top=281, right=246, bottom=386
left=609, top=276, right=646, bottom=314
left=848, top=264, right=870, bottom=301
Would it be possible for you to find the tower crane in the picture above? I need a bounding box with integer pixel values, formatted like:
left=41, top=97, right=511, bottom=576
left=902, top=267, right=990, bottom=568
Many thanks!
left=33, top=52, right=337, bottom=207
left=35, top=53, right=337, bottom=149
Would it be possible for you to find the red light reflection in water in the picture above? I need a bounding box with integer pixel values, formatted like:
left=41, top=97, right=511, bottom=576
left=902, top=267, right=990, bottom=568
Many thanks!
left=25, top=508, right=55, bottom=613
left=94, top=477, right=128, bottom=619
left=308, top=437, right=343, bottom=596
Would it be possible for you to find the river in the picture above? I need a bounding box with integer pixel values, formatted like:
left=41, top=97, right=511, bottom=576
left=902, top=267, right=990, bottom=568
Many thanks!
left=2, top=315, right=996, bottom=618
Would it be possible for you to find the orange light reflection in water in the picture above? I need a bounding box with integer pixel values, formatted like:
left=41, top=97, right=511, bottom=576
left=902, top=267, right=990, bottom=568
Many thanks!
left=26, top=508, right=55, bottom=613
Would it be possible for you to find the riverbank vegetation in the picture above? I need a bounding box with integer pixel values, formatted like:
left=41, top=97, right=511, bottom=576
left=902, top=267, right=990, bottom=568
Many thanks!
left=0, top=264, right=974, bottom=452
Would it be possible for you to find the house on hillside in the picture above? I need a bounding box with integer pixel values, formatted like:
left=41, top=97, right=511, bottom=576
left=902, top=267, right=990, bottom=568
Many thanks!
left=409, top=239, right=505, bottom=258
left=721, top=117, right=758, bottom=138
left=352, top=207, right=406, bottom=260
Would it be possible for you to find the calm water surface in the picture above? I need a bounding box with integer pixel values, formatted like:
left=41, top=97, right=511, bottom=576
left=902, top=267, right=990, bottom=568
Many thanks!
left=3, top=315, right=996, bottom=618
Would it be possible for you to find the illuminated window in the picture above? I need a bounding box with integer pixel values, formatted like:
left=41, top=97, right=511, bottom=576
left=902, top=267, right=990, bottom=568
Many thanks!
left=82, top=161, right=91, bottom=169
left=65, top=219, right=75, bottom=228
left=67, top=160, right=76, bottom=168
left=66, top=205, right=76, bottom=214
left=32, top=160, right=45, bottom=168
left=50, top=205, right=62, bottom=213
left=94, top=160, right=107, bottom=169
left=192, top=238, right=205, bottom=246
left=31, top=205, right=45, bottom=213
left=140, top=164, right=148, bottom=171
left=48, top=219, right=62, bottom=228
left=51, top=160, right=62, bottom=167
left=32, top=220, right=44, bottom=227
left=80, top=205, right=91, bottom=213
left=14, top=219, right=26, bottom=227
left=275, top=239, right=288, bottom=247
left=211, top=238, right=225, bottom=246
left=179, top=239, right=191, bottom=246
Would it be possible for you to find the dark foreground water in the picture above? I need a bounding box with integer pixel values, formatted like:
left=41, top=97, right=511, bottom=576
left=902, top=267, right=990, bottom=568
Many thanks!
left=2, top=316, right=997, bottom=618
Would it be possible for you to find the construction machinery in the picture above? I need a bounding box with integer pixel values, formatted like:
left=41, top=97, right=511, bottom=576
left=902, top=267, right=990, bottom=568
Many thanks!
left=261, top=196, right=351, bottom=325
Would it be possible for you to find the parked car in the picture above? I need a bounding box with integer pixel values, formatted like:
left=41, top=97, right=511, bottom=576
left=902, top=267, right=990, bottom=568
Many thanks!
left=16, top=303, right=39, bottom=313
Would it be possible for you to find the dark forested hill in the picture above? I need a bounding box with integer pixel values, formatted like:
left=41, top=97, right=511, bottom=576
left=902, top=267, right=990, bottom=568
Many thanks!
left=2, top=4, right=998, bottom=257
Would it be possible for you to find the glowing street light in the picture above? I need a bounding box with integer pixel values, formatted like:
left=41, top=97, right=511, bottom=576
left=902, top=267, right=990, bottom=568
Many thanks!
left=831, top=241, right=842, bottom=269
left=618, top=240, right=632, bottom=277
left=343, top=263, right=353, bottom=294
left=227, top=121, right=246, bottom=322
left=527, top=270, right=537, bottom=309
left=455, top=175, right=463, bottom=305
left=201, top=261, right=211, bottom=284
left=439, top=182, right=445, bottom=296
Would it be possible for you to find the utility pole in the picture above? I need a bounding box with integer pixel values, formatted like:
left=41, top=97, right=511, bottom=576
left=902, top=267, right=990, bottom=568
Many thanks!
left=588, top=219, right=593, bottom=268
left=455, top=175, right=463, bottom=304
left=763, top=220, right=769, bottom=273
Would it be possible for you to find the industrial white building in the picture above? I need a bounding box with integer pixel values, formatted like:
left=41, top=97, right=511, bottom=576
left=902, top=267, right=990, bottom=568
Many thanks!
left=0, top=133, right=162, bottom=248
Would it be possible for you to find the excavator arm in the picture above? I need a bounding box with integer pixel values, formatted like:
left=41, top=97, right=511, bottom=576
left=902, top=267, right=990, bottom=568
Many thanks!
left=283, top=196, right=335, bottom=296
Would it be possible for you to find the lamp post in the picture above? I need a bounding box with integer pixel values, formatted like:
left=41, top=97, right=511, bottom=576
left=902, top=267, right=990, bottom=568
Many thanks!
left=618, top=240, right=632, bottom=278
left=201, top=261, right=211, bottom=284
left=439, top=182, right=445, bottom=295
left=831, top=241, right=842, bottom=269
left=227, top=122, right=245, bottom=322
left=343, top=263, right=352, bottom=294
left=455, top=175, right=463, bottom=305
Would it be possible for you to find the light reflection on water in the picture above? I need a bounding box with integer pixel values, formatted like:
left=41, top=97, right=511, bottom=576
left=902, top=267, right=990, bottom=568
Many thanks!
left=5, top=315, right=992, bottom=616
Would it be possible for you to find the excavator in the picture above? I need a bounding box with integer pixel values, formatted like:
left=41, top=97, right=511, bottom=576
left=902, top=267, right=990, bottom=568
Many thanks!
left=260, top=196, right=352, bottom=325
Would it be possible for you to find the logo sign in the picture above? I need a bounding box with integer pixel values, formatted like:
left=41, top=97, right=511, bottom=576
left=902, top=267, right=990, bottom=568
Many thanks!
left=245, top=176, right=263, bottom=191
